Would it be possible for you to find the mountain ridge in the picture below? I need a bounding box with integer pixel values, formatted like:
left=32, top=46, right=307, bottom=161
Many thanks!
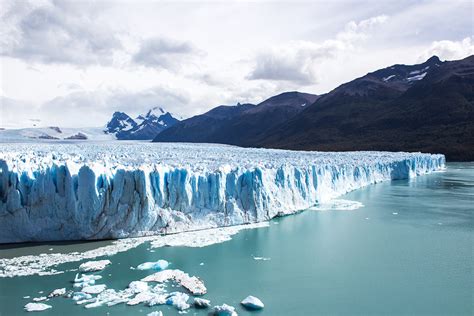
left=105, top=107, right=180, bottom=140
left=154, top=55, right=474, bottom=161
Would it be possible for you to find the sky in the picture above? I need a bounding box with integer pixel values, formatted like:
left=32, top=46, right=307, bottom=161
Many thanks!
left=0, top=0, right=473, bottom=128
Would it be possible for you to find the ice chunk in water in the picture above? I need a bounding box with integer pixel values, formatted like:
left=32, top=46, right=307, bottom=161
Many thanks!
left=136, top=260, right=169, bottom=271
left=241, top=295, right=264, bottom=310
left=24, top=303, right=52, bottom=312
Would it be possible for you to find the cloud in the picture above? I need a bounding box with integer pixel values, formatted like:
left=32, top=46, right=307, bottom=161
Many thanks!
left=0, top=97, right=40, bottom=128
left=0, top=0, right=122, bottom=65
left=30, top=86, right=190, bottom=127
left=247, top=15, right=389, bottom=84
left=419, top=37, right=474, bottom=61
left=132, top=37, right=201, bottom=70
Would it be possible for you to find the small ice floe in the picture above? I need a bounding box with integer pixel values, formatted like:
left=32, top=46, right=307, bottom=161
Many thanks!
left=32, top=296, right=47, bottom=302
left=193, top=297, right=210, bottom=308
left=48, top=288, right=66, bottom=298
left=147, top=311, right=163, bottom=316
left=310, top=199, right=364, bottom=211
left=23, top=296, right=31, bottom=299
left=76, top=298, right=96, bottom=305
left=73, top=273, right=102, bottom=288
left=85, top=299, right=103, bottom=309
left=253, top=257, right=271, bottom=261
left=79, top=260, right=111, bottom=272
left=199, top=262, right=204, bottom=266
left=72, top=292, right=92, bottom=301
left=241, top=295, right=264, bottom=310
left=24, top=302, right=52, bottom=312
left=213, top=303, right=237, bottom=316
left=128, top=281, right=149, bottom=293
left=99, top=289, right=133, bottom=307
left=392, top=212, right=398, bottom=215
left=127, top=292, right=155, bottom=306
left=48, top=248, right=53, bottom=251
left=150, top=222, right=269, bottom=249
left=142, top=269, right=207, bottom=295
left=82, top=284, right=107, bottom=295
left=148, top=293, right=167, bottom=306
left=365, top=217, right=370, bottom=220
left=136, top=260, right=169, bottom=271
left=166, top=292, right=190, bottom=311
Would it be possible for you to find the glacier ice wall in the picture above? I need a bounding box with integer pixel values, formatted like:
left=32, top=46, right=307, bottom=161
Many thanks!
left=0, top=143, right=445, bottom=243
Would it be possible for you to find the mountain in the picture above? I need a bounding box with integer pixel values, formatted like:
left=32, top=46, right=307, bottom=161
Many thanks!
left=254, top=55, right=474, bottom=161
left=105, top=107, right=180, bottom=140
left=154, top=55, right=473, bottom=161
left=153, top=91, right=319, bottom=145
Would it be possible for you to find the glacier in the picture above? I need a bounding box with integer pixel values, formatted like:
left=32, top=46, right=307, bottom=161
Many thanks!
left=0, top=142, right=445, bottom=243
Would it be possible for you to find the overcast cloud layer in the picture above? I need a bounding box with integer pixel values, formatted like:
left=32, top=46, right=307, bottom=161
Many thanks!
left=0, top=0, right=473, bottom=128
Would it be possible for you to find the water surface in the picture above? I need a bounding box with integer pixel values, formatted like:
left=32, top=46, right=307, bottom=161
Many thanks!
left=0, top=163, right=472, bottom=315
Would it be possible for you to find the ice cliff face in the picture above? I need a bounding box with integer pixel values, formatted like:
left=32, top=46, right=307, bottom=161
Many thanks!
left=0, top=143, right=445, bottom=243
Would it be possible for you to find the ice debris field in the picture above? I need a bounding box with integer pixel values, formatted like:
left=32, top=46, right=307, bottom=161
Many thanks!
left=0, top=142, right=445, bottom=243
left=21, top=257, right=253, bottom=315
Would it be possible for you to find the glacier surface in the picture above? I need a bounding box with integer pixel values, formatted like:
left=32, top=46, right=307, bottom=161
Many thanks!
left=0, top=142, right=445, bottom=243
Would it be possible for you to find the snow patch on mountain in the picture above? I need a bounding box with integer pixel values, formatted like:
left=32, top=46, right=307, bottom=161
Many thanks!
left=406, top=72, right=427, bottom=81
left=104, top=107, right=180, bottom=140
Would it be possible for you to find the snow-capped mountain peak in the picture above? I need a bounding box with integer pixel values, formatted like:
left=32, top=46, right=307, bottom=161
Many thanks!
left=105, top=107, right=181, bottom=140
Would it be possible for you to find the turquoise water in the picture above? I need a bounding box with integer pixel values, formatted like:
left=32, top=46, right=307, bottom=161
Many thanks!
left=1, top=162, right=473, bottom=315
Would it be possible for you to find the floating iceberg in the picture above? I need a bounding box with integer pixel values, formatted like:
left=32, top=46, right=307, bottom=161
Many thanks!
left=24, top=302, right=52, bottom=312
left=72, top=292, right=92, bottom=301
left=214, top=303, right=238, bottom=316
left=48, top=288, right=66, bottom=298
left=142, top=269, right=207, bottom=295
left=82, top=284, right=107, bottom=294
left=0, top=143, right=445, bottom=243
left=78, top=260, right=111, bottom=272
left=32, top=296, right=47, bottom=302
left=166, top=292, right=190, bottom=311
left=241, top=295, right=264, bottom=310
left=194, top=297, right=211, bottom=308
left=136, top=260, right=169, bottom=271
left=253, top=256, right=271, bottom=261
left=128, top=281, right=149, bottom=293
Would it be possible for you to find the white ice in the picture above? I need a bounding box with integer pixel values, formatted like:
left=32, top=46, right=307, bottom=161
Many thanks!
left=48, top=288, right=66, bottom=298
left=24, top=302, right=52, bottom=312
left=241, top=295, right=264, bottom=310
left=82, top=284, right=107, bottom=294
left=137, top=260, right=169, bottom=271
left=166, top=292, right=190, bottom=311
left=214, top=303, right=238, bottom=316
left=194, top=297, right=211, bottom=308
left=0, top=143, right=444, bottom=244
left=142, top=269, right=207, bottom=295
left=308, top=199, right=364, bottom=211
left=78, top=260, right=111, bottom=272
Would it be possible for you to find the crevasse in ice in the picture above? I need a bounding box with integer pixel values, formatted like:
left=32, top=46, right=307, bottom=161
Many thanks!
left=0, top=143, right=445, bottom=243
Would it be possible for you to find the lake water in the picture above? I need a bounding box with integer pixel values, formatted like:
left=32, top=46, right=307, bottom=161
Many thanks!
left=0, top=162, right=472, bottom=315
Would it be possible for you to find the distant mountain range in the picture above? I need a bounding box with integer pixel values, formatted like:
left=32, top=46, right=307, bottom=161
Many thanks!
left=0, top=107, right=181, bottom=141
left=154, top=55, right=474, bottom=161
left=152, top=92, right=319, bottom=145
left=1, top=55, right=472, bottom=160
left=104, top=107, right=180, bottom=140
